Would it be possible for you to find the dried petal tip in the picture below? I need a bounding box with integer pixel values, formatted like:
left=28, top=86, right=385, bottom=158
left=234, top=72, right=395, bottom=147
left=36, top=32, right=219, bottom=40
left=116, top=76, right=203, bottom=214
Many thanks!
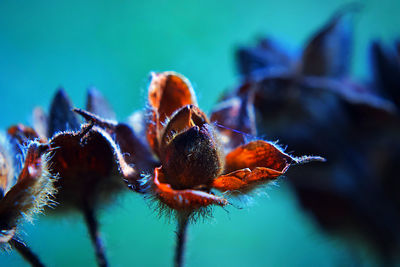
left=48, top=89, right=80, bottom=136
left=212, top=140, right=325, bottom=194
left=293, top=155, right=326, bottom=164
left=73, top=108, right=117, bottom=130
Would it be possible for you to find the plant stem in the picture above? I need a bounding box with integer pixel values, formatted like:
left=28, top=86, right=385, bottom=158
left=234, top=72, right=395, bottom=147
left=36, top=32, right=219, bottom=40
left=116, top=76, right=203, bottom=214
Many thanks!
left=83, top=206, right=108, bottom=267
left=10, top=238, right=45, bottom=267
left=175, top=212, right=190, bottom=267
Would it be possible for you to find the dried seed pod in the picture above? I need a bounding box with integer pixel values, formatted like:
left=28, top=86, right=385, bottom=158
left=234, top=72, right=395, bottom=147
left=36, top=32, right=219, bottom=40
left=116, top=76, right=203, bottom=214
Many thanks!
left=49, top=124, right=125, bottom=210
left=47, top=122, right=134, bottom=267
left=28, top=88, right=128, bottom=210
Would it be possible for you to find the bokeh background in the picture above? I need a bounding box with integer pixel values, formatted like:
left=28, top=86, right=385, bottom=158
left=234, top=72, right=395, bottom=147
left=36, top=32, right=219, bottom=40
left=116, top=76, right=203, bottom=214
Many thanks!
left=0, top=0, right=399, bottom=266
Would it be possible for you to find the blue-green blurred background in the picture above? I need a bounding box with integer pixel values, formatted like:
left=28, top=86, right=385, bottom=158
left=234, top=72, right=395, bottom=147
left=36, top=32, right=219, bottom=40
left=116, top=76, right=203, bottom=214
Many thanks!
left=0, top=0, right=399, bottom=266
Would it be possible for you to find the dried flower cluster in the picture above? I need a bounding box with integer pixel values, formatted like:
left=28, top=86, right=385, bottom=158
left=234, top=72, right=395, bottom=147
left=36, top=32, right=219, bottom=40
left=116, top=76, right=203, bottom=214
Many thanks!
left=3, top=3, right=399, bottom=265
left=0, top=69, right=322, bottom=266
left=15, top=5, right=400, bottom=266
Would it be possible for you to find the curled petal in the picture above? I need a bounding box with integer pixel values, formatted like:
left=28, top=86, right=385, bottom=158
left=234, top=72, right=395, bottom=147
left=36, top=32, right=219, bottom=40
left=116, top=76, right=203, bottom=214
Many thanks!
left=224, top=140, right=292, bottom=174
left=219, top=140, right=325, bottom=192
left=147, top=72, right=198, bottom=154
left=148, top=71, right=197, bottom=122
left=212, top=167, right=282, bottom=192
left=153, top=167, right=228, bottom=210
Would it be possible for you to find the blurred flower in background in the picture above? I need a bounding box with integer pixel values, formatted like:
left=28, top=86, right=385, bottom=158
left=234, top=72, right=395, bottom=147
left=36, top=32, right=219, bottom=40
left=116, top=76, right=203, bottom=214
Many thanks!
left=225, top=3, right=400, bottom=264
left=0, top=0, right=399, bottom=266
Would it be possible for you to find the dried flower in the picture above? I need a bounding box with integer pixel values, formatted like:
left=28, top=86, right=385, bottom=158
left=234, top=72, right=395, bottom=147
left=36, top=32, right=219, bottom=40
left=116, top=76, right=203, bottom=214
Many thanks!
left=8, top=88, right=128, bottom=267
left=77, top=71, right=323, bottom=267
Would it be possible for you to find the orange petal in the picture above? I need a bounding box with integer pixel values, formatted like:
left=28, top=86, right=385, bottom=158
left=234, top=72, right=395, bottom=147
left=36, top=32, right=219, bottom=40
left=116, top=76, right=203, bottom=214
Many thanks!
left=153, top=167, right=228, bottom=210
left=212, top=167, right=283, bottom=192
left=148, top=72, right=197, bottom=123
left=224, top=140, right=292, bottom=174
left=146, top=72, right=197, bottom=153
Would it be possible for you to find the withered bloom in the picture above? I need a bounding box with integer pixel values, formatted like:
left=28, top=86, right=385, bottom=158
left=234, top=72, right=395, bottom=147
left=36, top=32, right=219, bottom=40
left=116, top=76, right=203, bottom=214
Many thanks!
left=0, top=133, right=56, bottom=266
left=77, top=71, right=323, bottom=267
left=9, top=89, right=129, bottom=267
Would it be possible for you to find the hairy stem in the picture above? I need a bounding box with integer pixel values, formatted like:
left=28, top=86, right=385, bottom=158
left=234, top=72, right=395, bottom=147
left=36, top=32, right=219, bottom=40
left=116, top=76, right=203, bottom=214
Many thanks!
left=175, top=212, right=190, bottom=267
left=10, top=238, right=44, bottom=267
left=83, top=206, right=108, bottom=267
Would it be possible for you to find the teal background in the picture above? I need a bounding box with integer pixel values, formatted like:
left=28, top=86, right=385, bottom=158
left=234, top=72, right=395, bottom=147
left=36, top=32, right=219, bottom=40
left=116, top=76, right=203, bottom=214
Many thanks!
left=0, top=0, right=398, bottom=266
